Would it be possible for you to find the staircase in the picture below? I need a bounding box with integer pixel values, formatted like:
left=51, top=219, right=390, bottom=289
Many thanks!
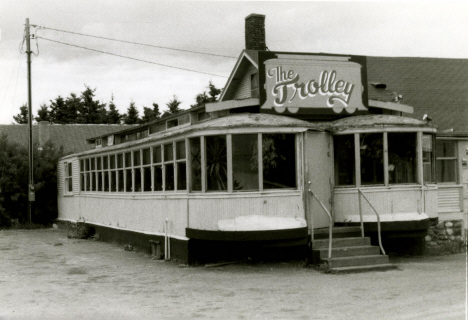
left=312, top=226, right=398, bottom=274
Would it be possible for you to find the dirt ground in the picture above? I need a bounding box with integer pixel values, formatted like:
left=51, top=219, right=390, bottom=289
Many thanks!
left=0, top=228, right=466, bottom=320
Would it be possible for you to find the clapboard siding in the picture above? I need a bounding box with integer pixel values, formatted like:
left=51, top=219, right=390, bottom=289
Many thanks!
left=437, top=187, right=462, bottom=213
left=233, top=66, right=257, bottom=100
left=57, top=161, right=64, bottom=196
left=72, top=158, right=80, bottom=195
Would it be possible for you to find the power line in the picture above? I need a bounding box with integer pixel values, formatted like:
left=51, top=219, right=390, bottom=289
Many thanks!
left=33, top=25, right=237, bottom=59
left=37, top=36, right=228, bottom=78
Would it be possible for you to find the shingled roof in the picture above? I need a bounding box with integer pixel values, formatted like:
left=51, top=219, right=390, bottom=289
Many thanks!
left=0, top=123, right=133, bottom=155
left=366, top=57, right=468, bottom=133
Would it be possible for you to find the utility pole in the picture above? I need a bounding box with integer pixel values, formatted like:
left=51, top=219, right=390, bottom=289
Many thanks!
left=25, top=18, right=35, bottom=224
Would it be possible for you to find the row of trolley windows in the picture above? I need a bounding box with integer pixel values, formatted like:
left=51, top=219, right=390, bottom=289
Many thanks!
left=79, top=133, right=296, bottom=193
left=333, top=132, right=448, bottom=186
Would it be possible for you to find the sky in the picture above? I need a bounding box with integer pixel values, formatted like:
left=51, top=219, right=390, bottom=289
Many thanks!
left=0, top=0, right=467, bottom=124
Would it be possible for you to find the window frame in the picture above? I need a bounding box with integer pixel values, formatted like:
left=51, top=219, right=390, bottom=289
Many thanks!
left=64, top=161, right=73, bottom=194
left=436, top=139, right=458, bottom=184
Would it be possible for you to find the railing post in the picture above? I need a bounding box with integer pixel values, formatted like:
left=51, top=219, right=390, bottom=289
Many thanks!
left=358, top=190, right=386, bottom=256
left=357, top=188, right=364, bottom=238
left=308, top=183, right=333, bottom=259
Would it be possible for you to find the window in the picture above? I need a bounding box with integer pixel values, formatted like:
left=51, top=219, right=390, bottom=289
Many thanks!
left=190, top=138, right=202, bottom=191
left=134, top=150, right=142, bottom=192
left=360, top=133, right=384, bottom=185
left=153, top=146, right=163, bottom=191
left=65, top=162, right=73, bottom=193
left=103, top=156, right=109, bottom=192
left=143, top=148, right=151, bottom=192
left=232, top=134, right=259, bottom=191
left=436, top=140, right=457, bottom=183
left=387, top=133, right=416, bottom=184
left=334, top=135, right=355, bottom=186
left=206, top=135, right=227, bottom=191
left=176, top=141, right=187, bottom=191
left=164, top=143, right=175, bottom=191
left=262, top=134, right=296, bottom=189
left=334, top=132, right=422, bottom=187
left=124, top=152, right=132, bottom=192
left=80, top=159, right=85, bottom=192
left=117, top=154, right=124, bottom=192
left=423, top=134, right=435, bottom=184
left=96, top=157, right=103, bottom=192
left=90, top=158, right=96, bottom=191
left=110, top=155, right=116, bottom=192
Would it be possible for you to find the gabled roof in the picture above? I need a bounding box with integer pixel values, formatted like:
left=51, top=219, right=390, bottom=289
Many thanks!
left=366, top=57, right=468, bottom=132
left=0, top=124, right=132, bottom=155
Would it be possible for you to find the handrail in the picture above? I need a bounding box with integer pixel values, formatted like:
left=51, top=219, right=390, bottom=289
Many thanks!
left=357, top=188, right=386, bottom=255
left=308, top=182, right=333, bottom=259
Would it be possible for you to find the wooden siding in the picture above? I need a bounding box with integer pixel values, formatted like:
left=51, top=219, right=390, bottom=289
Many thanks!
left=233, top=66, right=256, bottom=100
left=188, top=192, right=304, bottom=231
left=437, top=186, right=462, bottom=213
left=57, top=161, right=64, bottom=197
left=334, top=187, right=430, bottom=222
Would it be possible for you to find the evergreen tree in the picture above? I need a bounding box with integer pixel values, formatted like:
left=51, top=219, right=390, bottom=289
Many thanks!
left=141, top=103, right=161, bottom=123
left=77, top=86, right=107, bottom=124
left=107, top=100, right=122, bottom=124
left=190, top=81, right=221, bottom=108
left=123, top=102, right=140, bottom=124
left=35, top=104, right=50, bottom=122
left=162, top=96, right=182, bottom=118
left=13, top=104, right=28, bottom=124
left=63, top=93, right=81, bottom=123
left=48, top=96, right=69, bottom=124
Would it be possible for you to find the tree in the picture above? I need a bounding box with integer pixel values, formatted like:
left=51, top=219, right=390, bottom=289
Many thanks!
left=13, top=104, right=28, bottom=124
left=190, top=81, right=221, bottom=108
left=76, top=86, right=107, bottom=124
left=35, top=104, right=50, bottom=122
left=107, top=100, right=122, bottom=124
left=162, top=96, right=182, bottom=118
left=141, top=103, right=161, bottom=123
left=122, top=102, right=140, bottom=124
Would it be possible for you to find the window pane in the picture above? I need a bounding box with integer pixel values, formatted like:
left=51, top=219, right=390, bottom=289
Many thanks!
left=143, top=167, right=151, bottom=191
left=85, top=159, right=90, bottom=171
left=117, top=154, right=123, bottom=168
left=134, top=168, right=142, bottom=191
left=190, top=138, right=202, bottom=191
left=86, top=173, right=90, bottom=191
left=125, top=169, right=132, bottom=192
left=104, top=171, right=109, bottom=191
left=153, top=146, right=162, bottom=163
left=423, top=134, right=434, bottom=183
left=90, top=173, right=96, bottom=191
left=111, top=171, right=117, bottom=192
left=334, top=135, right=355, bottom=186
left=387, top=133, right=416, bottom=184
left=164, top=144, right=174, bottom=161
left=206, top=135, right=227, bottom=191
left=80, top=160, right=84, bottom=172
left=68, top=163, right=72, bottom=176
left=134, top=150, right=141, bottom=166
left=90, top=158, right=95, bottom=170
left=143, top=148, right=151, bottom=165
left=97, top=172, right=102, bottom=191
left=68, top=178, right=73, bottom=192
left=360, top=133, right=384, bottom=185
left=125, top=152, right=132, bottom=168
left=154, top=166, right=163, bottom=191
left=437, top=159, right=457, bottom=182
left=80, top=173, right=85, bottom=191
left=165, top=164, right=174, bottom=190
left=103, top=156, right=108, bottom=170
left=262, top=134, right=296, bottom=189
left=436, top=140, right=456, bottom=158
left=177, top=162, right=187, bottom=190
left=176, top=141, right=186, bottom=160
left=96, top=157, right=101, bottom=170
left=232, top=134, right=258, bottom=191
left=118, top=170, right=124, bottom=192
left=110, top=155, right=116, bottom=169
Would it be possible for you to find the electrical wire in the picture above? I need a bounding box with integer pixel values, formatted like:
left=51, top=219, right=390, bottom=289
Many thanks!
left=37, top=36, right=228, bottom=78
left=34, top=25, right=237, bottom=59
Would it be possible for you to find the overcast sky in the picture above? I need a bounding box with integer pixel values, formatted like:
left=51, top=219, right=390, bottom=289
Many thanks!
left=0, top=0, right=467, bottom=124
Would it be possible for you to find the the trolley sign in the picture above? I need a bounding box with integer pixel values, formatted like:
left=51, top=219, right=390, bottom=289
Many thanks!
left=261, top=57, right=368, bottom=114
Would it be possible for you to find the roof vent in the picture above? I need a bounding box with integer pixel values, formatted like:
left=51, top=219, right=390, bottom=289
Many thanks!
left=370, top=82, right=387, bottom=89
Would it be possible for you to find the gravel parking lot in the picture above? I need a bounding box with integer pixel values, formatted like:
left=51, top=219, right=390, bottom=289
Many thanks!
left=0, top=228, right=466, bottom=319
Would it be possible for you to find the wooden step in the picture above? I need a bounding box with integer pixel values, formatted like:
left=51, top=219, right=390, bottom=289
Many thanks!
left=314, top=227, right=362, bottom=239
left=327, top=264, right=399, bottom=274
left=322, top=254, right=389, bottom=268
left=312, top=237, right=370, bottom=249
left=313, top=245, right=380, bottom=258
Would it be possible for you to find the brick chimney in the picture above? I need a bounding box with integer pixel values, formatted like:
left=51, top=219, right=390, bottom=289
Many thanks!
left=245, top=14, right=266, bottom=51
left=38, top=121, right=50, bottom=149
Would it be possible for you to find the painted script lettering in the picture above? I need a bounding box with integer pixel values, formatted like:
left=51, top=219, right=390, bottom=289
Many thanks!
left=267, top=67, right=355, bottom=108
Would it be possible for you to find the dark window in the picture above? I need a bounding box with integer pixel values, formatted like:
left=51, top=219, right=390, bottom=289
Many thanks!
left=154, top=166, right=163, bottom=191
left=206, top=135, right=227, bottom=191
left=190, top=138, right=202, bottom=191
left=143, top=167, right=152, bottom=191
left=334, top=135, right=355, bottom=186
left=232, top=134, right=259, bottom=191
left=177, top=163, right=187, bottom=190
left=165, top=164, right=174, bottom=191
left=360, top=133, right=384, bottom=185
left=388, top=133, right=417, bottom=184
left=436, top=140, right=457, bottom=183
left=261, top=134, right=296, bottom=189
